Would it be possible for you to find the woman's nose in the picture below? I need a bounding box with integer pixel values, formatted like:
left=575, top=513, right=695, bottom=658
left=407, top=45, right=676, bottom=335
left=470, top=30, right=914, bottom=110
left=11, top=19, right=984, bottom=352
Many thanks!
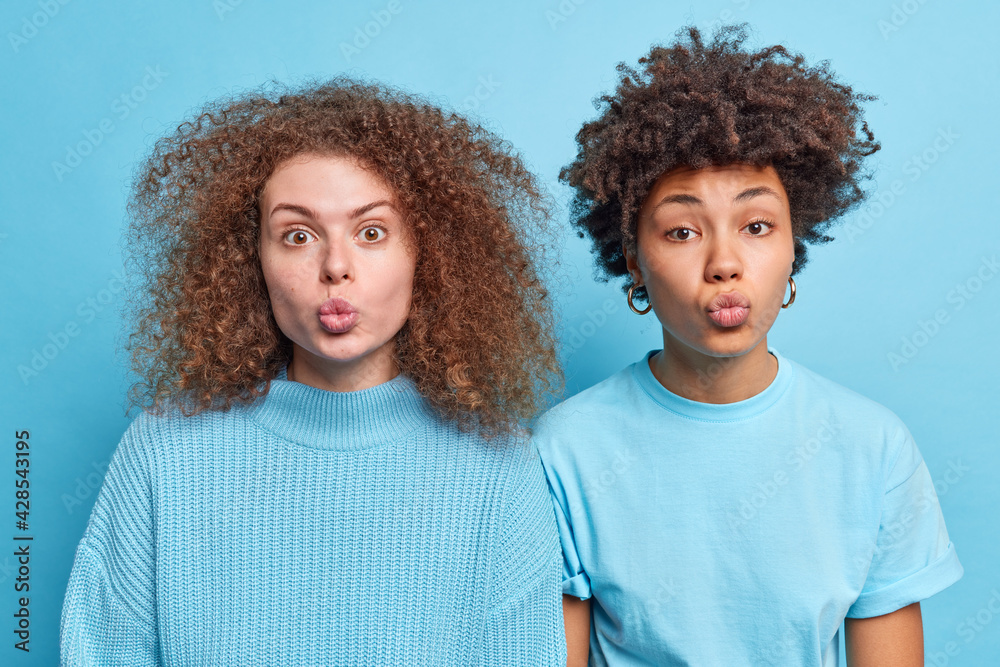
left=704, top=237, right=742, bottom=283
left=322, top=242, right=353, bottom=283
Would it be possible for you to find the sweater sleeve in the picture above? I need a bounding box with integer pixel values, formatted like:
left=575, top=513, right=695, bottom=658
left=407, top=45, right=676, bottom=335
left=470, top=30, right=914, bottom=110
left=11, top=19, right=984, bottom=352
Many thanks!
left=60, top=415, right=160, bottom=667
left=476, top=441, right=566, bottom=666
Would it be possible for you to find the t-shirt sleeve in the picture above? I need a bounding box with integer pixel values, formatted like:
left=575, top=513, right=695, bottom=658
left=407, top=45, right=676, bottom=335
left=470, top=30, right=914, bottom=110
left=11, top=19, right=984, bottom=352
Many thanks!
left=846, top=422, right=963, bottom=618
left=532, top=428, right=592, bottom=601
left=60, top=415, right=161, bottom=666
left=477, top=441, right=566, bottom=666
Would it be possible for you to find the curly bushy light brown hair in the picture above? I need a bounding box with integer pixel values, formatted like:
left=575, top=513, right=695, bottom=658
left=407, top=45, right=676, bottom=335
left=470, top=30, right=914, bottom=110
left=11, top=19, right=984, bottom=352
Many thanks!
left=561, top=23, right=880, bottom=297
left=124, top=76, right=561, bottom=439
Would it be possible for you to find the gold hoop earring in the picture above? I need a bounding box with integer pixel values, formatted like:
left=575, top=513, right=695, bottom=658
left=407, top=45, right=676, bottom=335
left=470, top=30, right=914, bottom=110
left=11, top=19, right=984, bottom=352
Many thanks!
left=782, top=277, right=796, bottom=309
left=627, top=284, right=652, bottom=315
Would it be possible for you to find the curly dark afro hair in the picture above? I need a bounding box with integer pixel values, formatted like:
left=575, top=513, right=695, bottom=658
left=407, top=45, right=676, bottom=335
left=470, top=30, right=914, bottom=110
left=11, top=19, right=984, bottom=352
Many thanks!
left=560, top=23, right=880, bottom=296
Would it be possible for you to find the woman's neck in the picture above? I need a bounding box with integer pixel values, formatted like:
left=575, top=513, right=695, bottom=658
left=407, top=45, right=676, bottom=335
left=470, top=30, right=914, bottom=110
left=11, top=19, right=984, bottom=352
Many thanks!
left=287, top=344, right=399, bottom=392
left=648, top=338, right=778, bottom=404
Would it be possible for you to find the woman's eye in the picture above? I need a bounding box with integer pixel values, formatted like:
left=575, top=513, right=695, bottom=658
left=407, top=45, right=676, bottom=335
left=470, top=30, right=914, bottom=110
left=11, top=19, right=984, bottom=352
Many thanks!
left=744, top=220, right=773, bottom=236
left=284, top=230, right=315, bottom=245
left=666, top=227, right=696, bottom=241
left=361, top=226, right=385, bottom=242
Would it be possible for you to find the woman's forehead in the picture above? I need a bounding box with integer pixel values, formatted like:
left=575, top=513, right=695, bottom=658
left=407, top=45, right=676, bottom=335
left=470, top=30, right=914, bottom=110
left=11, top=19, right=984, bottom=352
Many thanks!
left=260, top=154, right=398, bottom=216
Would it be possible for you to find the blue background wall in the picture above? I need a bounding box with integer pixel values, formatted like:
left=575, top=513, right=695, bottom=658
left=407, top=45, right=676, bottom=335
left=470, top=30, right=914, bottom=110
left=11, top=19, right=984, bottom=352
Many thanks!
left=1, top=0, right=996, bottom=664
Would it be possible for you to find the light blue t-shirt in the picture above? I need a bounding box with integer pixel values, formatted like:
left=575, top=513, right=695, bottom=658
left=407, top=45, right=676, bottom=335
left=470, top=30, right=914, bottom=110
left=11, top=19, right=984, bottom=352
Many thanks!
left=533, top=347, right=963, bottom=666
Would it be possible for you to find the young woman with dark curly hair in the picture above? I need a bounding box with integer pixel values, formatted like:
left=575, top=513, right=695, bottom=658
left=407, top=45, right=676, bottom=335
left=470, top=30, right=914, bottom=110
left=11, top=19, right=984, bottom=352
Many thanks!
left=59, top=77, right=566, bottom=666
left=533, top=25, right=963, bottom=666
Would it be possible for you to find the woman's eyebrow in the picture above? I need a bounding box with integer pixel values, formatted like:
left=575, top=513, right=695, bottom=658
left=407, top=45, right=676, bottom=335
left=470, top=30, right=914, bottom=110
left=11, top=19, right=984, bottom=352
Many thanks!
left=652, top=186, right=783, bottom=210
left=349, top=199, right=395, bottom=219
left=731, top=186, right=782, bottom=205
left=653, top=193, right=702, bottom=209
left=268, top=200, right=396, bottom=219
left=269, top=202, right=317, bottom=218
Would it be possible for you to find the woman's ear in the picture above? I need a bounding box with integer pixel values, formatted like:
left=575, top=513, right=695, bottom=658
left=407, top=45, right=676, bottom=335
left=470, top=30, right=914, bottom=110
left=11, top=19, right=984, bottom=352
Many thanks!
left=623, top=241, right=641, bottom=285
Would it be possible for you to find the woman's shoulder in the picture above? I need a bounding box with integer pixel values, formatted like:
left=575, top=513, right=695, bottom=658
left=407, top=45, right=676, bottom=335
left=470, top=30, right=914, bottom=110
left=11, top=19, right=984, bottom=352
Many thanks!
left=440, top=423, right=544, bottom=478
left=129, top=400, right=243, bottom=432
left=535, top=360, right=641, bottom=429
left=116, top=398, right=258, bottom=460
left=779, top=354, right=918, bottom=474
left=782, top=355, right=908, bottom=429
left=527, top=361, right=649, bottom=471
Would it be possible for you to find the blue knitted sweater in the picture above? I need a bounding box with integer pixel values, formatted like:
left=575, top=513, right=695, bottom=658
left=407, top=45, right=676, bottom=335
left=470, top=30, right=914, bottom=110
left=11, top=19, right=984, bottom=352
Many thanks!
left=60, top=368, right=566, bottom=665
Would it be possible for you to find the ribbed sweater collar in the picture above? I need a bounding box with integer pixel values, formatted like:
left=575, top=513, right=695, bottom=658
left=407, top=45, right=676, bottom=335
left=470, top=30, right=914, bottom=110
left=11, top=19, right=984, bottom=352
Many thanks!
left=244, top=365, right=434, bottom=450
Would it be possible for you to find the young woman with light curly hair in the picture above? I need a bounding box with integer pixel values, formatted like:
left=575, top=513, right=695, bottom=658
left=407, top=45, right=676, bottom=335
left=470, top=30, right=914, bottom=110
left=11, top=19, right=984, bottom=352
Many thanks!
left=532, top=24, right=963, bottom=666
left=60, top=76, right=566, bottom=666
